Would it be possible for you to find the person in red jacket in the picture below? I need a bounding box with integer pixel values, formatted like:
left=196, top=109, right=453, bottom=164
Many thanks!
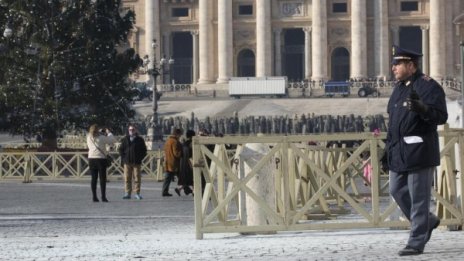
left=162, top=128, right=183, bottom=197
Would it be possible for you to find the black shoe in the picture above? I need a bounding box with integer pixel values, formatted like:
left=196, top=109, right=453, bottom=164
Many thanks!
left=426, top=219, right=440, bottom=243
left=174, top=188, right=181, bottom=196
left=398, top=246, right=423, bottom=256
left=93, top=197, right=99, bottom=202
left=102, top=198, right=109, bottom=203
left=184, top=187, right=193, bottom=195
left=162, top=193, right=173, bottom=197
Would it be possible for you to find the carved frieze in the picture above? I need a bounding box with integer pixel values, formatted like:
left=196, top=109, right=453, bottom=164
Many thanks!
left=235, top=30, right=254, bottom=41
left=280, top=2, right=304, bottom=17
left=331, top=27, right=349, bottom=37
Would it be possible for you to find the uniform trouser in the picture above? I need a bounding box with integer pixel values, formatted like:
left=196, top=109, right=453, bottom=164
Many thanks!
left=124, top=164, right=142, bottom=194
left=389, top=167, right=438, bottom=250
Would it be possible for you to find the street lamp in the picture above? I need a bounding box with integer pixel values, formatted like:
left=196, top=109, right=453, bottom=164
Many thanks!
left=146, top=39, right=175, bottom=143
left=160, top=56, right=175, bottom=85
left=168, top=57, right=175, bottom=88
left=460, top=41, right=464, bottom=128
left=148, top=39, right=162, bottom=142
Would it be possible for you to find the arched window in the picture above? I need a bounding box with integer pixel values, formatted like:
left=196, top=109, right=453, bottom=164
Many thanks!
left=237, top=49, right=255, bottom=77
left=331, top=47, right=350, bottom=81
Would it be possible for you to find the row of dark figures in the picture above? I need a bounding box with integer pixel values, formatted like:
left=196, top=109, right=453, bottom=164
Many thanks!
left=136, top=113, right=387, bottom=139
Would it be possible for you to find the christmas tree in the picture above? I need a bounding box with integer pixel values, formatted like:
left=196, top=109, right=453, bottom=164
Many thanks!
left=0, top=0, right=141, bottom=148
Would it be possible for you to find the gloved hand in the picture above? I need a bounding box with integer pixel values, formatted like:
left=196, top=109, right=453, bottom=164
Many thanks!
left=406, top=89, right=428, bottom=114
left=406, top=97, right=428, bottom=114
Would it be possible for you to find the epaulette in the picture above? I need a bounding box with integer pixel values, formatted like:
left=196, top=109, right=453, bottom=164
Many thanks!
left=421, top=75, right=432, bottom=81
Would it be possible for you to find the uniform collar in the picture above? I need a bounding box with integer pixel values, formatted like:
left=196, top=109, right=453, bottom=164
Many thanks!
left=401, top=70, right=422, bottom=86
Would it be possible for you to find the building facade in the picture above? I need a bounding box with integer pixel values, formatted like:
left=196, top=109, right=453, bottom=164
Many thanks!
left=122, top=0, right=464, bottom=86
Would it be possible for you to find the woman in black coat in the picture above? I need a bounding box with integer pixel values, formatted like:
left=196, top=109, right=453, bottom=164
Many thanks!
left=174, top=130, right=195, bottom=196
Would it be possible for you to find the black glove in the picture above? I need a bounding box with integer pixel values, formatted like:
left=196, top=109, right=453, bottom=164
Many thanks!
left=406, top=90, right=428, bottom=114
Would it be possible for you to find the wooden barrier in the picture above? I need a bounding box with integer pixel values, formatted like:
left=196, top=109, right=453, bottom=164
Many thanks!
left=1, top=128, right=462, bottom=239
left=0, top=151, right=163, bottom=181
left=192, top=129, right=464, bottom=239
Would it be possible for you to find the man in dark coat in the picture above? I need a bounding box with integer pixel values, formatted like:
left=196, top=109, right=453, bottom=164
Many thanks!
left=119, top=125, right=147, bottom=200
left=387, top=45, right=448, bottom=256
left=174, top=129, right=195, bottom=196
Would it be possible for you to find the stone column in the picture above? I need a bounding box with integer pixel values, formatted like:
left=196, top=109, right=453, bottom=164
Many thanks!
left=429, top=0, right=446, bottom=80
left=198, top=0, right=214, bottom=84
left=145, top=0, right=160, bottom=70
left=274, top=29, right=282, bottom=76
left=374, top=0, right=389, bottom=80
left=391, top=25, right=400, bottom=46
left=162, top=32, right=171, bottom=84
left=351, top=0, right=367, bottom=79
left=162, top=32, right=171, bottom=59
left=217, top=0, right=233, bottom=83
left=445, top=2, right=456, bottom=78
left=256, top=0, right=272, bottom=77
left=191, top=30, right=199, bottom=85
left=421, top=26, right=430, bottom=75
left=303, top=27, right=312, bottom=80
left=311, top=0, right=328, bottom=81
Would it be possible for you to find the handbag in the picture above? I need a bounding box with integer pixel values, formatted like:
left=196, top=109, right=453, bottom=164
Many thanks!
left=91, top=136, right=113, bottom=166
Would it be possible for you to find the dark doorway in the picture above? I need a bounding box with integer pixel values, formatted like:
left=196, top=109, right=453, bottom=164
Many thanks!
left=331, top=47, right=350, bottom=81
left=172, top=32, right=193, bottom=84
left=283, top=29, right=304, bottom=82
left=237, top=49, right=255, bottom=77
left=399, top=26, right=422, bottom=54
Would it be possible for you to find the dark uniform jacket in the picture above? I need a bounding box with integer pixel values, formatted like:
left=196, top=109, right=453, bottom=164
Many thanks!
left=119, top=135, right=147, bottom=165
left=386, top=70, right=448, bottom=172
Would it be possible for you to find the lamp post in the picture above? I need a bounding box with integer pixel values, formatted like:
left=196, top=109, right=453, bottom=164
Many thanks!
left=160, top=56, right=175, bottom=85
left=146, top=39, right=175, bottom=143
left=148, top=39, right=162, bottom=142
left=460, top=42, right=464, bottom=128
left=168, top=57, right=175, bottom=87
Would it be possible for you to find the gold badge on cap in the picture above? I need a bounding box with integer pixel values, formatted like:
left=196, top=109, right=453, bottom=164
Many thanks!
left=392, top=47, right=395, bottom=56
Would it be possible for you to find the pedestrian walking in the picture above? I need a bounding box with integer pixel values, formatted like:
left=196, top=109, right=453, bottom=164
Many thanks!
left=387, top=45, right=448, bottom=256
left=86, top=124, right=116, bottom=202
left=119, top=124, right=147, bottom=200
left=175, top=130, right=195, bottom=196
left=162, top=128, right=183, bottom=197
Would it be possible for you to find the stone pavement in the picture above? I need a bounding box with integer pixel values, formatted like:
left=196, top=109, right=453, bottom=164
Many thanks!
left=1, top=180, right=464, bottom=261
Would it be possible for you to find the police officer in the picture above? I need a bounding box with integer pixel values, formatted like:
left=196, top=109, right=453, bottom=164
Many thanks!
left=387, top=45, right=448, bottom=256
